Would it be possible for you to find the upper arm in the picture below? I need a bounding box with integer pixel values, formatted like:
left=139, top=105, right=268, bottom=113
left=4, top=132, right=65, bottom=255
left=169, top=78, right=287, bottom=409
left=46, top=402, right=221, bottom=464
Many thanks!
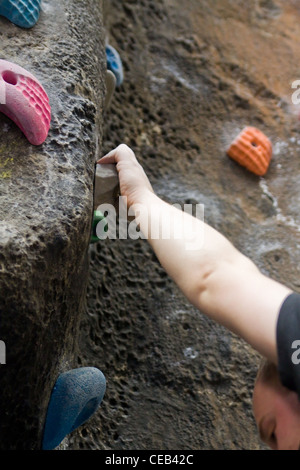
left=197, top=251, right=292, bottom=363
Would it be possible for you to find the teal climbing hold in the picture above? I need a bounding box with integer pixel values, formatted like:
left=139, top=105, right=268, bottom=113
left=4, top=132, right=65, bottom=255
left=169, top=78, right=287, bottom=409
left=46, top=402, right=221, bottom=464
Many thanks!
left=0, top=0, right=42, bottom=28
left=42, top=367, right=106, bottom=450
left=106, top=44, right=124, bottom=87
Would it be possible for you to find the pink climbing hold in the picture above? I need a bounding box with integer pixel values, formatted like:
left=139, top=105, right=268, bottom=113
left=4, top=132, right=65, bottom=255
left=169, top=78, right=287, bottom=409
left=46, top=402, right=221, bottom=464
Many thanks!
left=0, top=59, right=51, bottom=145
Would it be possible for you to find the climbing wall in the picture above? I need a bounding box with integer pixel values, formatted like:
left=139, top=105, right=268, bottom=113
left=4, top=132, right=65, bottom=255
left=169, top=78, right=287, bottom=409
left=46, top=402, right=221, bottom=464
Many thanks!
left=0, top=0, right=106, bottom=449
left=73, top=0, right=300, bottom=450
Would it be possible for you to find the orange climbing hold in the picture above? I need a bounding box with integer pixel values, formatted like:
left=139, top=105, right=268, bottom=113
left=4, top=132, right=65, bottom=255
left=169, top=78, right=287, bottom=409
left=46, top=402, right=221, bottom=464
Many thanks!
left=227, top=127, right=272, bottom=176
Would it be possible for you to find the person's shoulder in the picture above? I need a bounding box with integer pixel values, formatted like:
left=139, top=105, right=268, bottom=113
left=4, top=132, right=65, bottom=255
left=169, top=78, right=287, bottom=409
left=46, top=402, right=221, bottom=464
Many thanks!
left=277, top=292, right=300, bottom=395
left=279, top=292, right=300, bottom=315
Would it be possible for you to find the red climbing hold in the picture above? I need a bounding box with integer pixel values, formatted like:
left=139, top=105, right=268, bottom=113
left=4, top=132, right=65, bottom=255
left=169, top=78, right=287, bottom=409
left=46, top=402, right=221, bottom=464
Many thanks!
left=0, top=59, right=51, bottom=146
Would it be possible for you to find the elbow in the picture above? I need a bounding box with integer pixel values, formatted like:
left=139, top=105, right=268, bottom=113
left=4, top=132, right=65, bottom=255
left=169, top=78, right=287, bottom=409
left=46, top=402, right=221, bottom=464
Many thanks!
left=191, top=249, right=259, bottom=312
left=182, top=251, right=219, bottom=307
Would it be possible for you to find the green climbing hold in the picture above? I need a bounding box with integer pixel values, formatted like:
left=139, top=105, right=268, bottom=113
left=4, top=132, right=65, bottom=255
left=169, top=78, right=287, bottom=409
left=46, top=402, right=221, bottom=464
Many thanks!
left=90, top=210, right=108, bottom=244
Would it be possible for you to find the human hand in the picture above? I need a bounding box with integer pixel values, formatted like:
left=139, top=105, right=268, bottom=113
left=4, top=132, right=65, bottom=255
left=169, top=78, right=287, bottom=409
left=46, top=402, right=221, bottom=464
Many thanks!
left=98, top=144, right=154, bottom=208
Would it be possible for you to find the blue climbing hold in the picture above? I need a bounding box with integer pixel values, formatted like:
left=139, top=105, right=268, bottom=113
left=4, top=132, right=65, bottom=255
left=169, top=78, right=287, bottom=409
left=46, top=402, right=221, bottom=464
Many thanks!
left=42, top=367, right=106, bottom=450
left=106, top=44, right=124, bottom=87
left=0, top=0, right=42, bottom=29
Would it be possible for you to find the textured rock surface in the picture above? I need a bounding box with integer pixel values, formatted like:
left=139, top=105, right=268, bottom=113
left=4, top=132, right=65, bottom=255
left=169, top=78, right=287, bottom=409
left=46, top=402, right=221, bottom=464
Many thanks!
left=72, top=0, right=300, bottom=450
left=0, top=0, right=106, bottom=449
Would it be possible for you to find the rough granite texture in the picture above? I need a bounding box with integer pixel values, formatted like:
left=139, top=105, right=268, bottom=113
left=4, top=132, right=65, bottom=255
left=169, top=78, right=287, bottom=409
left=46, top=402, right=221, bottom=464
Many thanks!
left=0, top=0, right=106, bottom=449
left=71, top=0, right=300, bottom=451
left=2, top=0, right=300, bottom=452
